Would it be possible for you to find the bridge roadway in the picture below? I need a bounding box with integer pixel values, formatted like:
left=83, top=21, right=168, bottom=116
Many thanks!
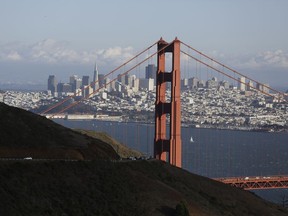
left=214, top=176, right=288, bottom=190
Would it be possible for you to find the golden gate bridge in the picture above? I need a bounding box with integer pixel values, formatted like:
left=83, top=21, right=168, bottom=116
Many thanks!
left=41, top=38, right=288, bottom=190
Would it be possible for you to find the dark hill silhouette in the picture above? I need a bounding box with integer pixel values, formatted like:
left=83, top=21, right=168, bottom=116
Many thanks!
left=0, top=102, right=118, bottom=160
left=0, top=160, right=287, bottom=216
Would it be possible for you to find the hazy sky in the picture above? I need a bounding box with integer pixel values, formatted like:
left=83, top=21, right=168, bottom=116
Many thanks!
left=0, top=0, right=288, bottom=89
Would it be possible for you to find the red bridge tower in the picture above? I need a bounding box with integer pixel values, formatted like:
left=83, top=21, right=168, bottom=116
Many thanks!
left=154, top=38, right=182, bottom=168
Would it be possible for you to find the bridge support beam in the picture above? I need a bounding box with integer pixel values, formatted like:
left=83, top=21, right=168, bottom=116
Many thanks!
left=154, top=38, right=182, bottom=168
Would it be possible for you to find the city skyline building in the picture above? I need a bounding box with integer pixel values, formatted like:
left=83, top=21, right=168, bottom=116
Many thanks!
left=47, top=64, right=275, bottom=99
left=82, top=76, right=90, bottom=86
left=247, top=80, right=254, bottom=91
left=93, top=63, right=99, bottom=91
left=181, top=78, right=188, bottom=90
left=257, top=83, right=270, bottom=94
left=69, top=75, right=78, bottom=92
left=238, top=77, right=246, bottom=91
left=139, top=78, right=154, bottom=91
left=98, top=74, right=105, bottom=88
left=125, top=74, right=132, bottom=87
left=145, top=64, right=157, bottom=80
left=117, top=74, right=126, bottom=86
left=145, top=64, right=157, bottom=86
left=48, top=75, right=57, bottom=94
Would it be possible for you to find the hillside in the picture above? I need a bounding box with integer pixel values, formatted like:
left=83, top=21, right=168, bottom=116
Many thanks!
left=76, top=129, right=143, bottom=158
left=0, top=102, right=287, bottom=215
left=0, top=102, right=119, bottom=160
left=0, top=160, right=287, bottom=216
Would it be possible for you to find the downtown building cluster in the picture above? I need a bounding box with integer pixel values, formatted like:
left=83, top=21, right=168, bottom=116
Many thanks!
left=48, top=62, right=271, bottom=101
left=1, top=62, right=287, bottom=130
left=47, top=64, right=157, bottom=98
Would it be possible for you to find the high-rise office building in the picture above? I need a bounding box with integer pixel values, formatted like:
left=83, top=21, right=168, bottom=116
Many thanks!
left=247, top=80, right=254, bottom=91
left=74, top=78, right=82, bottom=91
left=57, top=82, right=64, bottom=93
left=82, top=85, right=93, bottom=98
left=48, top=75, right=57, bottom=94
left=131, top=75, right=139, bottom=92
left=117, top=74, right=126, bottom=86
left=110, top=80, right=116, bottom=92
left=125, top=74, right=132, bottom=87
left=238, top=77, right=246, bottom=91
left=69, top=75, right=78, bottom=92
left=145, top=64, right=157, bottom=80
left=98, top=74, right=105, bottom=88
left=82, top=76, right=90, bottom=87
left=69, top=75, right=78, bottom=85
left=115, top=81, right=122, bottom=92
left=256, top=83, right=270, bottom=93
left=103, top=77, right=111, bottom=92
left=57, top=83, right=73, bottom=95
left=92, top=63, right=99, bottom=91
left=145, top=64, right=157, bottom=86
left=139, top=78, right=154, bottom=91
left=181, top=78, right=188, bottom=90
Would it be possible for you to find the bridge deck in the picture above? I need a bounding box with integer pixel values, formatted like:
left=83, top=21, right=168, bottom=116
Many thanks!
left=214, top=176, right=288, bottom=190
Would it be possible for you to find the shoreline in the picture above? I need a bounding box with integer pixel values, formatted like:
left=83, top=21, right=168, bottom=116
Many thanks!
left=52, top=117, right=288, bottom=133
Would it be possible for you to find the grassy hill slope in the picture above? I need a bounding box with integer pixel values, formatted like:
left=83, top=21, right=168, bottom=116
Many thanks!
left=76, top=129, right=143, bottom=158
left=0, top=102, right=118, bottom=160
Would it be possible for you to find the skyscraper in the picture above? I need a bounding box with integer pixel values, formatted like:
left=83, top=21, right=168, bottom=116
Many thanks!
left=70, top=75, right=78, bottom=92
left=256, top=83, right=270, bottom=93
left=117, top=74, right=126, bottom=86
left=92, top=63, right=99, bottom=91
left=125, top=74, right=132, bottom=87
left=98, top=74, right=105, bottom=88
left=145, top=64, right=157, bottom=80
left=82, top=76, right=90, bottom=87
left=247, top=80, right=254, bottom=91
left=74, top=78, right=82, bottom=91
left=48, top=75, right=57, bottom=94
left=238, top=77, right=246, bottom=91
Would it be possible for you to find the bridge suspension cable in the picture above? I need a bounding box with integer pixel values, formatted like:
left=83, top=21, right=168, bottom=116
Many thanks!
left=45, top=40, right=174, bottom=118
left=180, top=41, right=286, bottom=100
left=41, top=40, right=158, bottom=116
left=180, top=49, right=285, bottom=101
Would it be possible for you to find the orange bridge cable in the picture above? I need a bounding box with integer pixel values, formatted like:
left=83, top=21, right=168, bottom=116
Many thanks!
left=40, top=91, right=78, bottom=115
left=180, top=41, right=285, bottom=96
left=49, top=40, right=175, bottom=117
left=41, top=40, right=159, bottom=115
left=180, top=50, right=284, bottom=101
